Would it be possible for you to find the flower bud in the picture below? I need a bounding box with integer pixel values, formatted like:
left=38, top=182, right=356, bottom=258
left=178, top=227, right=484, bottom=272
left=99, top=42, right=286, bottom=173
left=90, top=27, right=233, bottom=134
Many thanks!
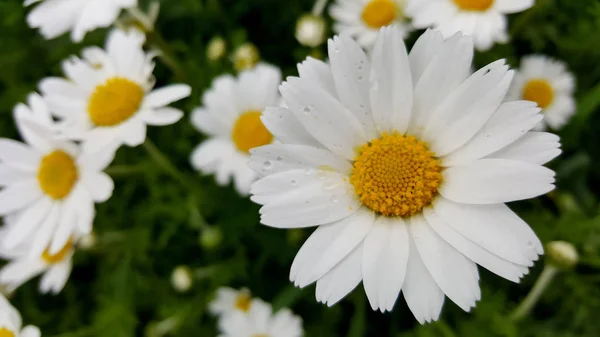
left=200, top=226, right=223, bottom=250
left=171, top=266, right=193, bottom=292
left=207, top=37, right=226, bottom=62
left=547, top=241, right=578, bottom=269
left=77, top=232, right=96, bottom=250
left=295, top=14, right=327, bottom=48
left=233, top=43, right=260, bottom=72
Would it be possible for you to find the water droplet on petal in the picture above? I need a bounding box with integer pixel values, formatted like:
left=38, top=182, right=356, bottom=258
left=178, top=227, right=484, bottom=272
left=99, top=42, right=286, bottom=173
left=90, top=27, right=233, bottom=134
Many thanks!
left=331, top=196, right=339, bottom=203
left=291, top=179, right=297, bottom=186
left=263, top=160, right=272, bottom=170
left=276, top=156, right=283, bottom=161
left=323, top=182, right=337, bottom=191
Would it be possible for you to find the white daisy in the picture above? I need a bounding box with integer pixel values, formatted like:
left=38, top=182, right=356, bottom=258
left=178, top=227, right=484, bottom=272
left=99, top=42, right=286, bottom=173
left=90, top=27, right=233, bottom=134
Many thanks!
left=190, top=64, right=281, bottom=196
left=330, top=0, right=410, bottom=48
left=24, top=0, right=137, bottom=42
left=209, top=287, right=254, bottom=317
left=218, top=299, right=303, bottom=337
left=249, top=27, right=561, bottom=322
left=39, top=28, right=191, bottom=154
left=0, top=222, right=74, bottom=295
left=507, top=55, right=576, bottom=130
left=0, top=95, right=115, bottom=258
left=408, top=0, right=534, bottom=51
left=0, top=294, right=41, bottom=337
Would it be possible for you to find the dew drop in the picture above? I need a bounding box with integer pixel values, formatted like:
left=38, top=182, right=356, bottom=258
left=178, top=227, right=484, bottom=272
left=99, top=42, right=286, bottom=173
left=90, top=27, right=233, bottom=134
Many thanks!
left=276, top=155, right=283, bottom=161
left=371, top=80, right=380, bottom=91
left=527, top=241, right=535, bottom=248
left=358, top=75, right=364, bottom=81
left=316, top=171, right=327, bottom=180
left=263, top=160, right=272, bottom=170
left=331, top=196, right=339, bottom=203
left=323, top=182, right=337, bottom=191
left=303, top=106, right=311, bottom=114
left=291, top=179, right=297, bottom=186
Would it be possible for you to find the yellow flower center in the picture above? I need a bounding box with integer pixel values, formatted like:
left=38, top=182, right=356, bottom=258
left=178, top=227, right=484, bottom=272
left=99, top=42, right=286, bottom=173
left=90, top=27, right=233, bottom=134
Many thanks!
left=88, top=77, right=144, bottom=126
left=231, top=111, right=273, bottom=153
left=522, top=79, right=554, bottom=109
left=453, top=0, right=495, bottom=11
left=41, top=239, right=74, bottom=264
left=0, top=328, right=15, bottom=337
left=362, top=0, right=398, bottom=29
left=37, top=150, right=78, bottom=200
left=350, top=133, right=442, bottom=217
left=234, top=292, right=252, bottom=312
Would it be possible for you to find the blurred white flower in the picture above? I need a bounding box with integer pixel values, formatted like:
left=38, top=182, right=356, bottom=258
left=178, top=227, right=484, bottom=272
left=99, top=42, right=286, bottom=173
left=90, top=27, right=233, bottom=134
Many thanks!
left=190, top=64, right=281, bottom=196
left=76, top=232, right=96, bottom=250
left=24, top=0, right=137, bottom=42
left=207, top=37, right=227, bottom=62
left=233, top=43, right=260, bottom=72
left=218, top=299, right=303, bottom=337
left=171, top=266, right=193, bottom=292
left=295, top=14, right=327, bottom=48
left=330, top=0, right=410, bottom=48
left=0, top=294, right=41, bottom=337
left=408, top=0, right=534, bottom=51
left=0, top=95, right=114, bottom=258
left=249, top=27, right=560, bottom=322
left=507, top=55, right=576, bottom=130
left=209, top=287, right=254, bottom=317
left=39, top=29, right=191, bottom=154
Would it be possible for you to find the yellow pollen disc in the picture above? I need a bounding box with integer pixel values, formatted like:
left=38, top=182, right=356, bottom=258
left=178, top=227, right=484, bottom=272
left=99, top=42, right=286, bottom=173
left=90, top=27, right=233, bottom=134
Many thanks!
left=362, top=0, right=398, bottom=29
left=41, top=239, right=74, bottom=264
left=231, top=111, right=273, bottom=153
left=350, top=133, right=442, bottom=217
left=234, top=293, right=252, bottom=312
left=453, top=0, right=495, bottom=11
left=88, top=77, right=144, bottom=126
left=37, top=150, right=78, bottom=200
left=0, top=328, right=15, bottom=337
left=522, top=79, right=554, bottom=109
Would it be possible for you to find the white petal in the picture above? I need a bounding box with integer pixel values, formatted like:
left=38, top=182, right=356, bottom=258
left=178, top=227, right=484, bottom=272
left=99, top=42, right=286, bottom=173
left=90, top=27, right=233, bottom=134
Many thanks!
left=488, top=132, right=561, bottom=165
left=0, top=180, right=42, bottom=215
left=280, top=77, right=367, bottom=160
left=0, top=165, right=31, bottom=186
left=293, top=209, right=374, bottom=287
left=433, top=198, right=542, bottom=265
left=248, top=144, right=352, bottom=176
left=0, top=139, right=40, bottom=170
left=408, top=29, right=445, bottom=85
left=121, top=119, right=147, bottom=147
left=190, top=138, right=235, bottom=173
left=2, top=197, right=52, bottom=250
left=142, top=84, right=191, bottom=109
left=369, top=25, right=413, bottom=134
left=316, top=244, right=363, bottom=307
left=81, top=172, right=114, bottom=202
left=190, top=107, right=229, bottom=137
left=495, top=0, right=534, bottom=13
left=141, top=107, right=184, bottom=126
left=362, top=216, right=409, bottom=312
left=402, top=234, right=445, bottom=324
left=297, top=57, right=336, bottom=97
left=328, top=35, right=376, bottom=139
left=439, top=158, right=555, bottom=204
left=82, top=127, right=123, bottom=154
left=29, top=203, right=61, bottom=259
left=442, top=101, right=543, bottom=166
left=424, top=207, right=529, bottom=282
left=409, top=214, right=481, bottom=312
left=252, top=169, right=360, bottom=228
left=48, top=203, right=76, bottom=254
left=261, top=107, right=322, bottom=147
left=20, top=326, right=42, bottom=337
left=77, top=146, right=116, bottom=171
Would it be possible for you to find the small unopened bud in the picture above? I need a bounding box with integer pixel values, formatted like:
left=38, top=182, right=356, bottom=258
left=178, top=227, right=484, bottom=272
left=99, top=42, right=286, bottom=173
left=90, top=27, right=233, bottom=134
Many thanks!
left=233, top=43, right=260, bottom=72
left=295, top=14, right=327, bottom=48
left=200, top=226, right=223, bottom=250
left=171, top=266, right=193, bottom=292
left=547, top=241, right=578, bottom=269
left=207, top=37, right=226, bottom=62
left=77, top=233, right=96, bottom=250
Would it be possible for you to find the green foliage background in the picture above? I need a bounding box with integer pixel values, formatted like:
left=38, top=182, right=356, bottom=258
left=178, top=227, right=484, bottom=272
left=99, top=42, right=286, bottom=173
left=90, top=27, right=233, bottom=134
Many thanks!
left=1, top=0, right=600, bottom=336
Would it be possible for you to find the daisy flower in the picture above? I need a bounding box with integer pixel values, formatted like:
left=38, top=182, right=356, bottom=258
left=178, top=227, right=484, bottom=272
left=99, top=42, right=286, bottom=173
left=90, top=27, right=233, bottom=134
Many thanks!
left=190, top=64, right=281, bottom=196
left=249, top=27, right=561, bottom=322
left=39, top=29, right=191, bottom=154
left=408, top=0, right=534, bottom=51
left=330, top=0, right=410, bottom=48
left=0, top=94, right=114, bottom=258
left=209, top=287, right=256, bottom=317
left=0, top=222, right=74, bottom=294
left=507, top=55, right=576, bottom=130
left=0, top=294, right=40, bottom=337
left=218, top=299, right=303, bottom=337
left=24, top=0, right=137, bottom=42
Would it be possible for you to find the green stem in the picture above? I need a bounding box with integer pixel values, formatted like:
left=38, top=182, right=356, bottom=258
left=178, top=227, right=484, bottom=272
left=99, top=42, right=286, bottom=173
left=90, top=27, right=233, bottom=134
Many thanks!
left=105, top=164, right=147, bottom=176
left=510, top=264, right=558, bottom=322
left=312, top=0, right=329, bottom=16
left=435, top=321, right=459, bottom=337
left=509, top=0, right=548, bottom=37
left=142, top=139, right=187, bottom=187
left=146, top=30, right=189, bottom=83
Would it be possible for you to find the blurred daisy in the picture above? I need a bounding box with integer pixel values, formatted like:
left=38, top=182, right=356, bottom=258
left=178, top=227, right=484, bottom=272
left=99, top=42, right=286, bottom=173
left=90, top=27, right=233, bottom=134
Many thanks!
left=330, top=0, right=410, bottom=48
left=408, top=0, right=534, bottom=51
left=0, top=226, right=74, bottom=294
left=24, top=0, right=137, bottom=42
left=249, top=27, right=560, bottom=322
left=190, top=64, right=281, bottom=196
left=209, top=287, right=254, bottom=317
left=0, top=294, right=40, bottom=337
left=508, top=55, right=576, bottom=130
left=218, top=299, right=303, bottom=337
left=0, top=95, right=114, bottom=257
left=39, top=29, right=191, bottom=154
